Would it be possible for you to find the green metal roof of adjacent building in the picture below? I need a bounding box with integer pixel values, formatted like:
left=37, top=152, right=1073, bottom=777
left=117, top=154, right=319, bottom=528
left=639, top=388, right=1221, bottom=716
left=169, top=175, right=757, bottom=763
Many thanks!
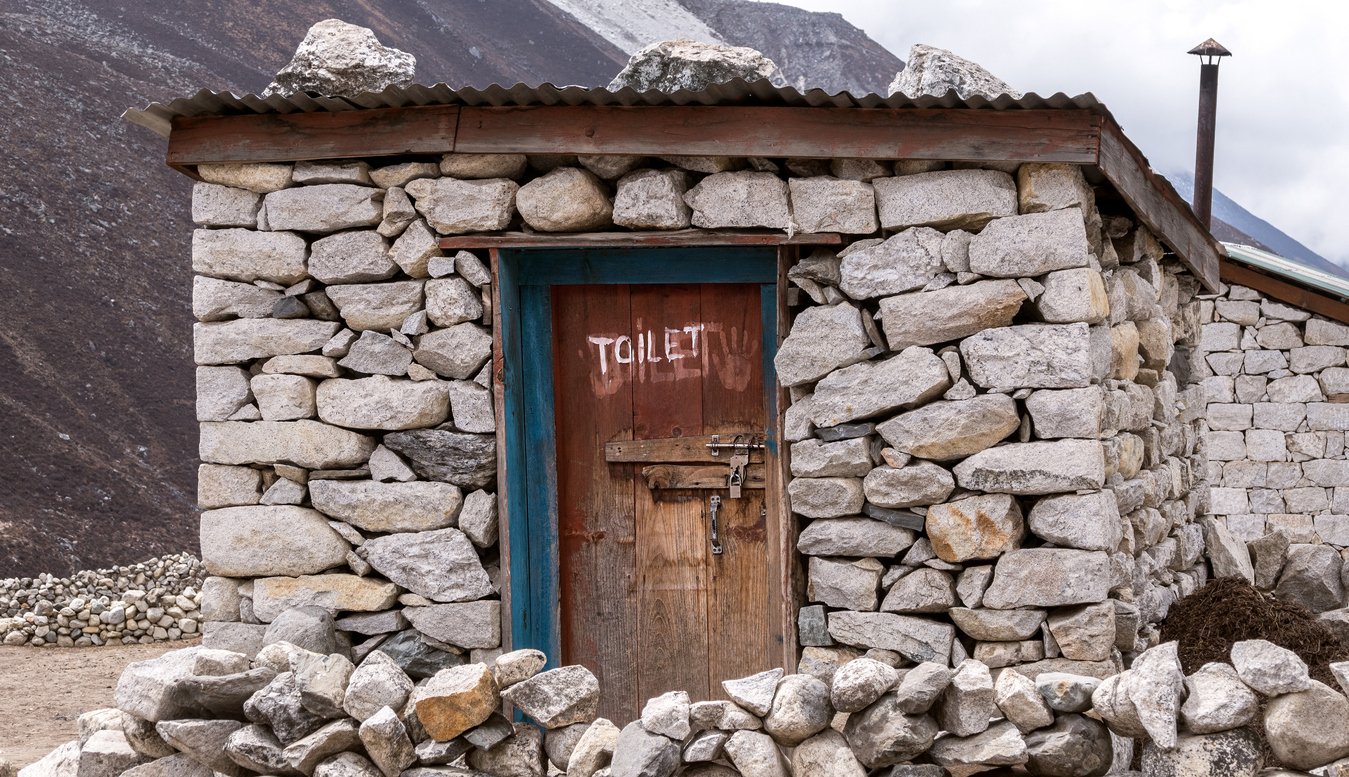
left=1223, top=243, right=1349, bottom=301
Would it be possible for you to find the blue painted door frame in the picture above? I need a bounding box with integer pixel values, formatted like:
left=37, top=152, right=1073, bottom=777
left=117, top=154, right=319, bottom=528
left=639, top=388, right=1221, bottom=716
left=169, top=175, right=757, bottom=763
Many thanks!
left=497, top=246, right=779, bottom=667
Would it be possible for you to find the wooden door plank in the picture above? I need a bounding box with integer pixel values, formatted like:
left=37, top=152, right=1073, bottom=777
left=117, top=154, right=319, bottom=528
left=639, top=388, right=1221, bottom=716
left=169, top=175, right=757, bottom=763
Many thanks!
left=606, top=435, right=765, bottom=464
left=455, top=105, right=1101, bottom=162
left=630, top=284, right=712, bottom=704
left=552, top=284, right=640, bottom=721
left=700, top=282, right=782, bottom=691
left=642, top=464, right=766, bottom=490
left=772, top=251, right=799, bottom=673
left=488, top=248, right=512, bottom=655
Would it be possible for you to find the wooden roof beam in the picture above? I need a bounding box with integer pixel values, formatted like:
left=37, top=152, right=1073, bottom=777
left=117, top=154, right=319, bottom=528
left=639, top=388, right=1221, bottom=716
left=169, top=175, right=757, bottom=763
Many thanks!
left=167, top=105, right=461, bottom=167
left=1094, top=119, right=1222, bottom=291
left=452, top=105, right=1101, bottom=162
left=167, top=105, right=1100, bottom=166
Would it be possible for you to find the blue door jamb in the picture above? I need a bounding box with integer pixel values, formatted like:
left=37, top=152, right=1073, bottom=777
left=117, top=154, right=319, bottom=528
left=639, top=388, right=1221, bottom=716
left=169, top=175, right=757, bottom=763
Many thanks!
left=498, top=246, right=779, bottom=667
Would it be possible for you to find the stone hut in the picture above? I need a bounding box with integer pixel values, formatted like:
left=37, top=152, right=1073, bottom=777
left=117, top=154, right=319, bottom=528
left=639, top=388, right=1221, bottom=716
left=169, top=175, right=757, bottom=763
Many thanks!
left=126, top=69, right=1223, bottom=724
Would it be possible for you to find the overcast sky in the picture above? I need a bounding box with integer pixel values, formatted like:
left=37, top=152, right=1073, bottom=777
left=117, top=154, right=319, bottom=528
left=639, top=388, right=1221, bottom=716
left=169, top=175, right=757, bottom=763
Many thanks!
left=757, top=0, right=1349, bottom=266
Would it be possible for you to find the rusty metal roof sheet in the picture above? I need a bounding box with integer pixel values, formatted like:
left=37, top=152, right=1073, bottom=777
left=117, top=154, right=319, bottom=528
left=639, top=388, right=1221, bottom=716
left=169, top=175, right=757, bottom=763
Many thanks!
left=123, top=79, right=1111, bottom=138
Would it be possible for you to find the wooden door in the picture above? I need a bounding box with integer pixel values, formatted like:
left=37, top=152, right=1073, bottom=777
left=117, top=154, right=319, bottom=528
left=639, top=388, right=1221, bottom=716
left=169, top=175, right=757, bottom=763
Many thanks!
left=550, top=282, right=782, bottom=722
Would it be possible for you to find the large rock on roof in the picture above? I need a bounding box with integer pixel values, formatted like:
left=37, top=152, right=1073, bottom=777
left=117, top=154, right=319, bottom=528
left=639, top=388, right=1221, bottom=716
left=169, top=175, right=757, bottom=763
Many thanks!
left=266, top=19, right=416, bottom=98
left=608, top=38, right=787, bottom=92
left=888, top=44, right=1022, bottom=100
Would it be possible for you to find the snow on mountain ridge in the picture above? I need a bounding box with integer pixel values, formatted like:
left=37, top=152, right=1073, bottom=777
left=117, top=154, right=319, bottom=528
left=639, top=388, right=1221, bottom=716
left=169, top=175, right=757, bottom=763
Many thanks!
left=544, top=0, right=724, bottom=54
left=1168, top=171, right=1348, bottom=277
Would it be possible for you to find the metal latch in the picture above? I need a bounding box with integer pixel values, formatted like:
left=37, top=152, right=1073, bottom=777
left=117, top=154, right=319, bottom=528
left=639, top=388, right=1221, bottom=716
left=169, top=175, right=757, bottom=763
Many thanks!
left=708, top=434, right=762, bottom=499
left=706, top=434, right=766, bottom=455
left=708, top=495, right=724, bottom=555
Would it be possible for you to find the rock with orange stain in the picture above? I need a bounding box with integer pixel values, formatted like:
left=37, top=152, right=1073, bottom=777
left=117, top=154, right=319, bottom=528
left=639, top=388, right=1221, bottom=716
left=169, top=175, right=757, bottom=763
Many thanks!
left=413, top=664, right=500, bottom=742
left=925, top=494, right=1025, bottom=563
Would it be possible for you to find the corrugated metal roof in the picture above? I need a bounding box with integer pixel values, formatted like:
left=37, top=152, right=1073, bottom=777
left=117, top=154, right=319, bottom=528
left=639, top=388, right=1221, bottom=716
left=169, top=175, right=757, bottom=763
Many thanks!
left=1223, top=243, right=1349, bottom=300
left=122, top=79, right=1111, bottom=138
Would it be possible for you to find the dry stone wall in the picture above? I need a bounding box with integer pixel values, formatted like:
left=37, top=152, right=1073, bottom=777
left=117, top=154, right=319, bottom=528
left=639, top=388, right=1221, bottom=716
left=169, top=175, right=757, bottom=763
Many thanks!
left=192, top=157, right=501, bottom=671
left=187, top=150, right=1205, bottom=709
left=778, top=164, right=1209, bottom=680
left=1198, top=281, right=1349, bottom=629
left=0, top=553, right=202, bottom=646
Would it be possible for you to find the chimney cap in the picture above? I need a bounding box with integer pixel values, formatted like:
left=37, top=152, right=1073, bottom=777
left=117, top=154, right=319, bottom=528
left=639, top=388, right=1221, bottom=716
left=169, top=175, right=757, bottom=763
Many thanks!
left=1188, top=38, right=1233, bottom=58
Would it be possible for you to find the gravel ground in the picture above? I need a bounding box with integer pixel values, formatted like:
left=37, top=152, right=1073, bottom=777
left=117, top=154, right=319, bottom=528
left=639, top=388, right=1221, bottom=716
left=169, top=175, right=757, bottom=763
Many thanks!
left=0, top=640, right=198, bottom=767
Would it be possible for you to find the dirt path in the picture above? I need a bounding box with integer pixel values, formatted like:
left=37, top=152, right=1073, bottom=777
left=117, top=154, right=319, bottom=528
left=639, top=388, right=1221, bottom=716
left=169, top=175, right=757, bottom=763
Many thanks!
left=0, top=640, right=198, bottom=767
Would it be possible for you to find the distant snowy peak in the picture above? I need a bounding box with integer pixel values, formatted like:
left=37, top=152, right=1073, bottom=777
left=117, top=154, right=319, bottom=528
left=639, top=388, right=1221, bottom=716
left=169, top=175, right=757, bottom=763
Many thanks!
left=1168, top=171, right=1347, bottom=278
left=544, top=0, right=724, bottom=54
left=542, top=0, right=904, bottom=96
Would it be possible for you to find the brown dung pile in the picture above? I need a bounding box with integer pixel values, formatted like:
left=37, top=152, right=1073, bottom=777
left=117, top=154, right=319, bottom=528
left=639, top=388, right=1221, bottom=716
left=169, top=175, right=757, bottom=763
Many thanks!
left=1160, top=577, right=1348, bottom=686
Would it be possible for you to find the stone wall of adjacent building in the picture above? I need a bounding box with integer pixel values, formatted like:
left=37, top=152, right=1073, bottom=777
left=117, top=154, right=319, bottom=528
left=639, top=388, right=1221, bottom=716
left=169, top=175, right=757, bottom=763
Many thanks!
left=187, top=151, right=1206, bottom=697
left=1198, top=280, right=1349, bottom=624
left=777, top=163, right=1208, bottom=682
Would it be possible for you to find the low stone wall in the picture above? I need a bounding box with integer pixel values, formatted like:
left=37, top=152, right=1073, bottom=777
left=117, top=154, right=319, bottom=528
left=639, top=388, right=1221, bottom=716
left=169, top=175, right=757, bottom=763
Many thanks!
left=0, top=553, right=202, bottom=647
left=1199, top=282, right=1349, bottom=629
left=24, top=620, right=1349, bottom=777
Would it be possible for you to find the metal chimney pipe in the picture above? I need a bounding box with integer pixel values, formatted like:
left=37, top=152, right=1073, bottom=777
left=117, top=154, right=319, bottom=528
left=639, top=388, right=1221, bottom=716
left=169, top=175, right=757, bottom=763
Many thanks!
left=1188, top=38, right=1232, bottom=230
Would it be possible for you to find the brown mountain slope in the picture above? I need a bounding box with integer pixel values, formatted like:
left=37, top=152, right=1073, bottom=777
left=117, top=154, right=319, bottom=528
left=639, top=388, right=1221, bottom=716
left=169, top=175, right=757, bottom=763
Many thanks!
left=0, top=0, right=627, bottom=578
left=0, top=0, right=912, bottom=578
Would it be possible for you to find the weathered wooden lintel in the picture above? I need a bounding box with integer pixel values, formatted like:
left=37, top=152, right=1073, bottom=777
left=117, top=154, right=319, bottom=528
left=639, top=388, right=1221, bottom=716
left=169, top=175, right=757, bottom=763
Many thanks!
left=438, top=230, right=842, bottom=249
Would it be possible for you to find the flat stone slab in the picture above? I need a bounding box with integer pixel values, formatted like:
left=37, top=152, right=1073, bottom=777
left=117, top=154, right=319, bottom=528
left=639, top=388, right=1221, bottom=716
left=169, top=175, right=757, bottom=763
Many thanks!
left=981, top=548, right=1111, bottom=609
left=200, top=506, right=350, bottom=578
left=251, top=574, right=399, bottom=622
left=309, top=480, right=463, bottom=532
left=199, top=420, right=375, bottom=470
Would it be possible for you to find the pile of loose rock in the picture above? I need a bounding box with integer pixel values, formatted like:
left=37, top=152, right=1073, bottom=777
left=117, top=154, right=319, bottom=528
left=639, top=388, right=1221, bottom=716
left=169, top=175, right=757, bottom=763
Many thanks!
left=0, top=553, right=203, bottom=647
left=23, top=598, right=1349, bottom=777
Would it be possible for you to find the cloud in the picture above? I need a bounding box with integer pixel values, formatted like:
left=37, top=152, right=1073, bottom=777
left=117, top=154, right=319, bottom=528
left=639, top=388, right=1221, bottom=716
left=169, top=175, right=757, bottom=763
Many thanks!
left=754, top=0, right=1349, bottom=264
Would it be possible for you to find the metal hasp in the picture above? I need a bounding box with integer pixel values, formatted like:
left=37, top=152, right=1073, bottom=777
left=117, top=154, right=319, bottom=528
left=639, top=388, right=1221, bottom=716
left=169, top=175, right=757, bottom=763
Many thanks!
left=1189, top=38, right=1232, bottom=231
left=708, top=434, right=763, bottom=498
left=708, top=495, right=724, bottom=555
